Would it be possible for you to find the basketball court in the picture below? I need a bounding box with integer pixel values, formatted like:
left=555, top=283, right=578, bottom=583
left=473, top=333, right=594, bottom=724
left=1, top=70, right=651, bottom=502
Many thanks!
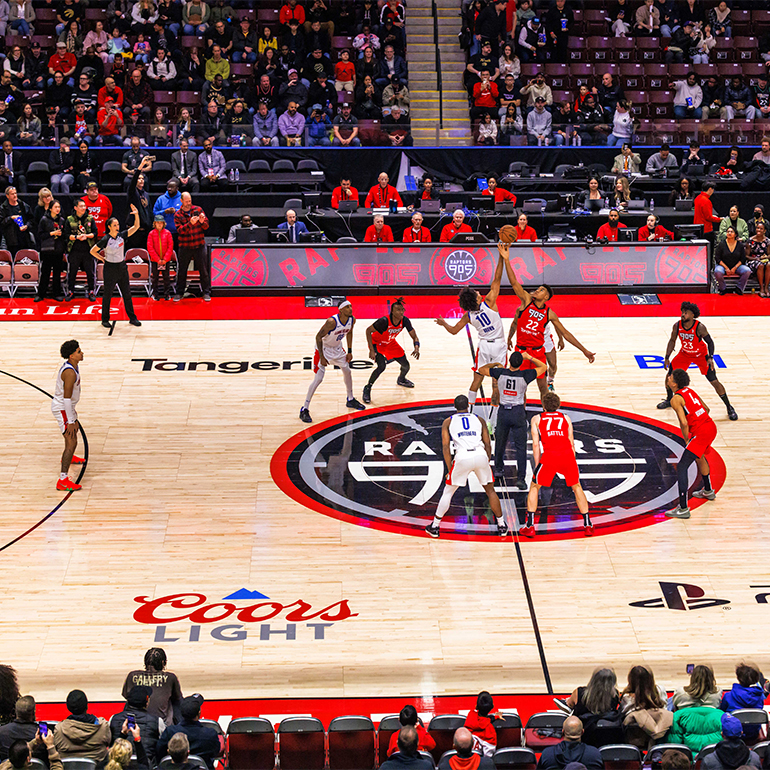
left=1, top=293, right=768, bottom=704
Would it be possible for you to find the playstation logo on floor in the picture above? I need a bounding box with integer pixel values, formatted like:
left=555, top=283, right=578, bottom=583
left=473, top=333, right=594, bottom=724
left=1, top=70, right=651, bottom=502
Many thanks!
left=629, top=582, right=730, bottom=611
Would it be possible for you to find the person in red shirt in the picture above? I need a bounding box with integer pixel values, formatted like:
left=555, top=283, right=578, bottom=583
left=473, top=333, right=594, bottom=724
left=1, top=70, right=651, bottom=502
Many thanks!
left=482, top=176, right=517, bottom=205
left=95, top=99, right=124, bottom=146
left=147, top=214, right=174, bottom=300
left=471, top=71, right=499, bottom=121
left=48, top=42, right=77, bottom=84
left=402, top=211, right=431, bottom=242
left=440, top=209, right=472, bottom=242
left=331, top=177, right=360, bottom=209
left=464, top=692, right=501, bottom=755
left=365, top=172, right=403, bottom=208
left=638, top=214, right=673, bottom=242
left=386, top=705, right=435, bottom=757
left=364, top=214, right=394, bottom=242
left=694, top=180, right=721, bottom=238
left=279, top=0, right=305, bottom=26
left=97, top=77, right=123, bottom=109
left=596, top=209, right=626, bottom=242
left=81, top=182, right=113, bottom=237
left=521, top=391, right=593, bottom=538
left=420, top=174, right=439, bottom=201
left=514, top=212, right=537, bottom=242
left=333, top=49, right=356, bottom=93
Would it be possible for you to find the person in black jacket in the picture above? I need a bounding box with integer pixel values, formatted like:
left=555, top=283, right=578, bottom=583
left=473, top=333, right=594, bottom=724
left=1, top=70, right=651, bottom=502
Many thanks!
left=109, top=687, right=163, bottom=766
left=536, top=717, right=604, bottom=770
left=475, top=0, right=507, bottom=58
left=49, top=137, right=76, bottom=194
left=545, top=0, right=574, bottom=63
left=73, top=140, right=99, bottom=192
left=156, top=697, right=220, bottom=770
left=0, top=697, right=47, bottom=762
left=37, top=199, right=66, bottom=302
left=0, top=185, right=32, bottom=256
left=127, top=156, right=152, bottom=248
left=0, top=140, right=26, bottom=193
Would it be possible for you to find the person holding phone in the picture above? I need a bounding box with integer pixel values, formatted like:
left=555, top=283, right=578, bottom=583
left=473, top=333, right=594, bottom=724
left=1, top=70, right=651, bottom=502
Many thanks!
left=90, top=205, right=142, bottom=329
left=108, top=685, right=163, bottom=761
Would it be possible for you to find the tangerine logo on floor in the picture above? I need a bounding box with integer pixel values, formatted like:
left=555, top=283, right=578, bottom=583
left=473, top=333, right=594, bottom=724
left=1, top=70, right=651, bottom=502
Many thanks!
left=271, top=400, right=726, bottom=542
left=133, top=589, right=357, bottom=643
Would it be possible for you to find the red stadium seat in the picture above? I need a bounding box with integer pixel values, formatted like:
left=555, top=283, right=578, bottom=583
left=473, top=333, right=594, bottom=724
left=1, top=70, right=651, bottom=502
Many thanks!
left=677, top=120, right=702, bottom=145
left=523, top=713, right=566, bottom=751
left=277, top=717, right=325, bottom=770
left=714, top=37, right=734, bottom=62
left=570, top=64, right=592, bottom=88
left=703, top=120, right=730, bottom=145
left=328, top=716, right=375, bottom=770
left=732, top=9, right=750, bottom=34
left=734, top=37, right=757, bottom=62
left=599, top=744, right=643, bottom=770
left=584, top=9, right=607, bottom=34
left=493, top=748, right=537, bottom=770
left=652, top=120, right=677, bottom=144
left=230, top=63, right=253, bottom=76
left=545, top=63, right=569, bottom=90
left=567, top=36, right=586, bottom=62
left=648, top=91, right=673, bottom=118
left=751, top=9, right=770, bottom=25
left=644, top=63, right=667, bottom=89
left=493, top=714, right=523, bottom=749
left=693, top=63, right=718, bottom=79
left=12, top=249, right=39, bottom=296
left=717, top=63, right=744, bottom=78
left=620, top=63, right=644, bottom=89
left=635, top=36, right=660, bottom=61
left=624, top=91, right=648, bottom=118
left=587, top=36, right=611, bottom=63
left=226, top=717, right=275, bottom=770
left=632, top=119, right=653, bottom=145
left=667, top=63, right=691, bottom=79
left=611, top=37, right=635, bottom=62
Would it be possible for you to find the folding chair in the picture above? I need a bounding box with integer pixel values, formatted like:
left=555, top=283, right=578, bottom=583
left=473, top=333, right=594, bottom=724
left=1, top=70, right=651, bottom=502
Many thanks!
left=328, top=716, right=375, bottom=770
left=226, top=717, right=275, bottom=770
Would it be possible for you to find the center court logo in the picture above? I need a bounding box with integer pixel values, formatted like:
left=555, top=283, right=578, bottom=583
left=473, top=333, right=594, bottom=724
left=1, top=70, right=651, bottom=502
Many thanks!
left=443, top=250, right=478, bottom=282
left=271, top=401, right=726, bottom=542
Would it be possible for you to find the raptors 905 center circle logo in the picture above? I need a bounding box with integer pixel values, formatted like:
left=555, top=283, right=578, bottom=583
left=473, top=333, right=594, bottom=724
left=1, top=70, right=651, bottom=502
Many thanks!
left=443, top=250, right=478, bottom=283
left=271, top=401, right=725, bottom=541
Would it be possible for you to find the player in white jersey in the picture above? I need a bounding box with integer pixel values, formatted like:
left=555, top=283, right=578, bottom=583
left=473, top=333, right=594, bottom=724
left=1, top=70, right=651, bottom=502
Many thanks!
left=51, top=339, right=85, bottom=491
left=435, top=251, right=507, bottom=411
left=300, top=300, right=366, bottom=423
left=426, top=395, right=509, bottom=538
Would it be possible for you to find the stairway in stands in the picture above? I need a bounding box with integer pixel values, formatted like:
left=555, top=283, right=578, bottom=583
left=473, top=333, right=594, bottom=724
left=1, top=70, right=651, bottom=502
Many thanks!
left=407, top=0, right=471, bottom=146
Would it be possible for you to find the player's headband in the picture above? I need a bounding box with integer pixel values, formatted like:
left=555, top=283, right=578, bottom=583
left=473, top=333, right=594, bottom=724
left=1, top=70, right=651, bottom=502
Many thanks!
left=339, top=301, right=352, bottom=309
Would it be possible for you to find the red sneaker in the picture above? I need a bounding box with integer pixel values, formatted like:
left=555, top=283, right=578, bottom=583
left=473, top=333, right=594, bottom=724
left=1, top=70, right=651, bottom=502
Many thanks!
left=71, top=455, right=85, bottom=464
left=56, top=477, right=82, bottom=491
left=584, top=524, right=594, bottom=537
left=518, top=524, right=535, bottom=539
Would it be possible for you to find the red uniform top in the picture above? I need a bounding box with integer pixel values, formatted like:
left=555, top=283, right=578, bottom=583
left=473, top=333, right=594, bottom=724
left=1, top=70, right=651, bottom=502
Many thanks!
left=402, top=226, right=431, bottom=242
left=678, top=386, right=715, bottom=433
left=364, top=224, right=394, bottom=242
left=677, top=319, right=707, bottom=357
left=596, top=222, right=626, bottom=241
left=694, top=192, right=721, bottom=233
left=538, top=410, right=573, bottom=454
left=472, top=81, right=499, bottom=109
left=81, top=193, right=113, bottom=237
left=331, top=185, right=360, bottom=209
left=387, top=724, right=435, bottom=757
left=365, top=184, right=403, bottom=208
left=516, top=300, right=550, bottom=348
left=440, top=222, right=472, bottom=242
left=279, top=3, right=305, bottom=25
left=464, top=710, right=497, bottom=747
left=515, top=224, right=537, bottom=242
left=482, top=187, right=517, bottom=205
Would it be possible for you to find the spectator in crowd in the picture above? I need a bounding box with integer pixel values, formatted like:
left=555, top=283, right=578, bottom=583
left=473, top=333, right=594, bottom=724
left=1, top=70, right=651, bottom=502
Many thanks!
left=232, top=17, right=258, bottom=63
left=438, top=728, right=494, bottom=770
left=498, top=42, right=520, bottom=80
left=707, top=1, right=730, bottom=36
left=277, top=209, right=308, bottom=243
left=253, top=103, right=279, bottom=148
left=383, top=104, right=412, bottom=146
left=722, top=76, right=756, bottom=121
left=638, top=215, right=673, bottom=242
left=49, top=137, right=75, bottom=194
left=81, top=181, right=112, bottom=238
left=354, top=74, right=382, bottom=119
left=667, top=705, right=722, bottom=755
left=691, top=23, right=715, bottom=64
left=47, top=71, right=74, bottom=122
left=206, top=18, right=233, bottom=55
left=635, top=0, right=659, bottom=35
left=0, top=184, right=31, bottom=257
left=9, top=0, right=34, bottom=38
left=694, top=181, right=721, bottom=243
left=577, top=177, right=603, bottom=209
left=307, top=73, right=336, bottom=117
left=356, top=47, right=381, bottom=89
left=592, top=73, right=624, bottom=119
left=606, top=100, right=634, bottom=147
left=0, top=140, right=25, bottom=193
left=183, top=0, right=209, bottom=35
left=156, top=696, right=218, bottom=767
left=718, top=205, right=749, bottom=243
left=681, top=140, right=706, bottom=173
left=464, top=692, right=499, bottom=756
left=551, top=101, right=575, bottom=146
left=365, top=172, right=402, bottom=208
left=162, top=733, right=197, bottom=770
left=83, top=20, right=110, bottom=63
left=673, top=666, right=723, bottom=711
left=564, top=668, right=620, bottom=744
left=0, top=4, right=10, bottom=43
left=536, top=717, right=603, bottom=770
left=24, top=42, right=48, bottom=89
left=646, top=143, right=679, bottom=174
left=279, top=69, right=309, bottom=114
left=465, top=39, right=497, bottom=92
left=497, top=73, right=521, bottom=118
left=673, top=72, right=703, bottom=119
left=153, top=177, right=182, bottom=234
left=197, top=138, right=226, bottom=190
left=575, top=94, right=605, bottom=145
left=4, top=727, right=63, bottom=770
left=197, top=101, right=224, bottom=145
left=95, top=99, right=124, bottom=146
left=125, top=158, right=151, bottom=248
left=517, top=17, right=546, bottom=63
left=173, top=194, right=210, bottom=302
left=36, top=198, right=66, bottom=302
left=304, top=104, right=332, bottom=146
left=701, top=75, right=724, bottom=119
left=379, top=727, right=434, bottom=770
left=331, top=177, right=359, bottom=208
left=476, top=112, right=497, bottom=145
left=597, top=209, right=626, bottom=242
left=720, top=663, right=766, bottom=727
left=147, top=215, right=174, bottom=301
left=302, top=47, right=333, bottom=87
left=170, top=140, right=199, bottom=193
left=0, top=698, right=41, bottom=761
left=4, top=46, right=25, bottom=89
left=748, top=204, right=766, bottom=237
left=123, top=67, right=154, bottom=123
left=334, top=49, right=355, bottom=93
left=332, top=103, right=360, bottom=146
left=71, top=73, right=98, bottom=124
left=278, top=100, right=304, bottom=146
left=402, top=212, right=431, bottom=243
left=354, top=23, right=380, bottom=56
left=545, top=0, right=572, bottom=62
left=483, top=176, right=516, bottom=205
left=440, top=209, right=472, bottom=242
left=701, top=716, right=761, bottom=770
left=109, top=686, right=162, bottom=761
left=98, top=77, right=124, bottom=111
left=48, top=41, right=77, bottom=88
left=178, top=47, right=205, bottom=91
left=53, top=691, right=110, bottom=761
left=364, top=213, right=394, bottom=242
left=205, top=45, right=229, bottom=85
left=223, top=100, right=255, bottom=145
left=471, top=70, right=499, bottom=121
left=226, top=214, right=257, bottom=243
left=72, top=139, right=96, bottom=191
left=668, top=177, right=693, bottom=206
left=612, top=143, right=641, bottom=174
left=520, top=71, right=551, bottom=109
left=32, top=187, right=54, bottom=230
left=499, top=104, right=522, bottom=144
left=747, top=221, right=770, bottom=298
left=612, top=176, right=632, bottom=210
left=509, top=212, right=535, bottom=241
left=383, top=77, right=410, bottom=114
left=666, top=20, right=694, bottom=64
left=147, top=49, right=176, bottom=89
left=713, top=226, right=750, bottom=295
left=526, top=96, right=551, bottom=145
left=123, top=650, right=183, bottom=728
left=620, top=666, right=671, bottom=750
left=752, top=137, right=770, bottom=165
left=122, top=135, right=151, bottom=188
left=753, top=76, right=770, bottom=122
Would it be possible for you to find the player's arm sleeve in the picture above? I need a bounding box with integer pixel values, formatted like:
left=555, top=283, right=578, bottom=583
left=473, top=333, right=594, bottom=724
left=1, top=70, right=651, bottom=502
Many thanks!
left=702, top=333, right=715, bottom=356
left=403, top=316, right=413, bottom=332
left=524, top=370, right=538, bottom=383
left=371, top=317, right=388, bottom=334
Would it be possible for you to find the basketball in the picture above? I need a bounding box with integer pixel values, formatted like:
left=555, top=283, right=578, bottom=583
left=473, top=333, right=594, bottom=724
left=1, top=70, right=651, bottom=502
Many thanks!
left=498, top=225, right=518, bottom=243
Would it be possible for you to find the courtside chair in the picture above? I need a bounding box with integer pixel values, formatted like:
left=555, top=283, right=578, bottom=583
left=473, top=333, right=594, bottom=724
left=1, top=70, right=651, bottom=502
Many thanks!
left=226, top=716, right=275, bottom=770
left=11, top=249, right=39, bottom=297
left=150, top=161, right=173, bottom=191
left=328, top=716, right=376, bottom=770
left=599, top=744, right=643, bottom=770
left=523, top=712, right=566, bottom=751
left=0, top=249, right=11, bottom=296
left=427, top=715, right=465, bottom=763
left=248, top=159, right=271, bottom=172
left=493, top=713, right=522, bottom=749
left=646, top=744, right=693, bottom=769
left=100, top=161, right=124, bottom=192
left=730, top=709, right=768, bottom=743
left=492, top=747, right=537, bottom=770
left=159, top=755, right=206, bottom=770
left=61, top=760, right=97, bottom=770
left=26, top=161, right=50, bottom=188
left=377, top=715, right=401, bottom=765
left=125, top=248, right=153, bottom=296
left=272, top=159, right=296, bottom=173
left=752, top=742, right=770, bottom=762
left=694, top=745, right=717, bottom=768
left=277, top=716, right=325, bottom=770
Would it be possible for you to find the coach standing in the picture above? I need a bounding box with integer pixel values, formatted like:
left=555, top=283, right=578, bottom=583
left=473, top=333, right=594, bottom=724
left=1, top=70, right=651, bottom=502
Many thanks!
left=90, top=204, right=142, bottom=329
left=173, top=192, right=211, bottom=302
left=694, top=181, right=721, bottom=247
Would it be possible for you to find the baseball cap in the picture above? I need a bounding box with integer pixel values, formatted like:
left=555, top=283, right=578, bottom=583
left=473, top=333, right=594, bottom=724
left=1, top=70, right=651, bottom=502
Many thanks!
left=533, top=17, right=540, bottom=23
left=722, top=715, right=743, bottom=739
left=288, top=68, right=298, bottom=76
left=126, top=685, right=152, bottom=708
left=535, top=96, right=546, bottom=103
left=180, top=694, right=204, bottom=720
left=56, top=40, right=66, bottom=47
left=755, top=204, right=764, bottom=213
left=86, top=181, right=98, bottom=189
left=311, top=103, right=323, bottom=111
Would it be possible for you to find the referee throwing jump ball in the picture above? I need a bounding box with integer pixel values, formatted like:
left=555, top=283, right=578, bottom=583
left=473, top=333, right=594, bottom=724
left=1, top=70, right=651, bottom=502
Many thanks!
left=90, top=204, right=142, bottom=329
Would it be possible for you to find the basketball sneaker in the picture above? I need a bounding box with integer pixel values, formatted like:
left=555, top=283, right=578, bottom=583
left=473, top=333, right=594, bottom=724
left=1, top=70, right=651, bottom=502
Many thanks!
left=56, top=477, right=81, bottom=491
left=71, top=456, right=85, bottom=464
left=727, top=406, right=738, bottom=421
left=657, top=399, right=671, bottom=409
left=518, top=523, right=535, bottom=538
left=346, top=397, right=366, bottom=410
left=583, top=515, right=594, bottom=536
left=497, top=521, right=510, bottom=537
left=692, top=489, right=716, bottom=501
left=396, top=377, right=414, bottom=388
left=299, top=407, right=312, bottom=423
left=425, top=523, right=440, bottom=538
left=665, top=505, right=691, bottom=519
left=512, top=478, right=528, bottom=490
left=362, top=384, right=372, bottom=404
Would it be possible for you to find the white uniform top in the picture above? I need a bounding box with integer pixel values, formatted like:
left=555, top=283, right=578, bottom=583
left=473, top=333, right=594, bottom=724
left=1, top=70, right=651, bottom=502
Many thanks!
left=449, top=412, right=485, bottom=454
left=51, top=362, right=80, bottom=420
left=469, top=300, right=504, bottom=342
left=322, top=313, right=353, bottom=354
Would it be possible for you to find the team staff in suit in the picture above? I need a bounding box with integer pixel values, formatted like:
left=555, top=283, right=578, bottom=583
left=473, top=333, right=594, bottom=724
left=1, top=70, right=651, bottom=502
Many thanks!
left=171, top=138, right=200, bottom=193
left=277, top=209, right=309, bottom=243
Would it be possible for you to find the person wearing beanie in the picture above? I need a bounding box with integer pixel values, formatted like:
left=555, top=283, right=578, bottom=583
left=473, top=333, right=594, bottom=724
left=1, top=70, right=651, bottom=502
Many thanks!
left=700, top=715, right=761, bottom=770
left=109, top=686, right=164, bottom=762
left=53, top=691, right=110, bottom=762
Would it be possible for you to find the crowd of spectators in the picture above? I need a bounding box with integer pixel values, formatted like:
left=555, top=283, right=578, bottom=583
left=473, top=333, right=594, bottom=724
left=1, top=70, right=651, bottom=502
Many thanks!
left=0, top=0, right=411, bottom=148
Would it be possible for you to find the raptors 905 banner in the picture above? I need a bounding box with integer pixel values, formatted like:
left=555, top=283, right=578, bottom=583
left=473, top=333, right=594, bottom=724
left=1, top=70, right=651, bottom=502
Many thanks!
left=209, top=241, right=709, bottom=290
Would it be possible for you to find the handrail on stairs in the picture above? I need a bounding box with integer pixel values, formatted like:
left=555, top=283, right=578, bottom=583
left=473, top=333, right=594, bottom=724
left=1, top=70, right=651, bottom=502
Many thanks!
left=431, top=0, right=443, bottom=129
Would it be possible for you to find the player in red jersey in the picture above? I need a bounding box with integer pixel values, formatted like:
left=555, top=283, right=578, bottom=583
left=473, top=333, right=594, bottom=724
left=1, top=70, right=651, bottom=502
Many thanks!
left=657, top=301, right=738, bottom=420
left=520, top=391, right=592, bottom=538
left=363, top=297, right=420, bottom=403
left=665, top=368, right=718, bottom=519
left=498, top=242, right=595, bottom=400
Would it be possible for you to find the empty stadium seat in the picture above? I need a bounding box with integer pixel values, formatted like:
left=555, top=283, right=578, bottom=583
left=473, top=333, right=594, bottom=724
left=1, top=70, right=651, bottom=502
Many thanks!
left=11, top=249, right=39, bottom=296
left=636, top=37, right=660, bottom=62
left=731, top=708, right=768, bottom=740
left=493, top=714, right=523, bottom=749
left=376, top=715, right=400, bottom=765
left=644, top=64, right=667, bottom=89
left=523, top=713, right=566, bottom=751
left=652, top=120, right=677, bottom=144
left=570, top=64, right=592, bottom=88
left=100, top=161, right=124, bottom=192
left=328, top=716, right=376, bottom=770
left=248, top=159, right=271, bottom=172
left=612, top=37, right=635, bottom=62
left=61, top=760, right=97, bottom=770
left=648, top=91, right=673, bottom=118
left=694, top=745, right=717, bottom=766
left=26, top=161, right=50, bottom=187
left=427, top=715, right=465, bottom=763
left=159, top=756, right=206, bottom=770
left=150, top=161, right=173, bottom=191
left=125, top=248, right=152, bottom=296
left=273, top=159, right=296, bottom=173
left=297, top=159, right=320, bottom=172
left=226, top=717, right=275, bottom=770
left=493, top=748, right=537, bottom=770
left=620, top=63, right=644, bottom=89
left=567, top=36, right=586, bottom=62
left=599, top=744, right=642, bottom=770
left=277, top=717, right=325, bottom=770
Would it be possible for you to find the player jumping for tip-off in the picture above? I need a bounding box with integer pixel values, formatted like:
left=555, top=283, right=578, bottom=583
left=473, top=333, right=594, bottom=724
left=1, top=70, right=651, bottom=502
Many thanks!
left=657, top=301, right=738, bottom=421
left=299, top=300, right=366, bottom=423
left=52, top=339, right=86, bottom=491
left=499, top=242, right=595, bottom=400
